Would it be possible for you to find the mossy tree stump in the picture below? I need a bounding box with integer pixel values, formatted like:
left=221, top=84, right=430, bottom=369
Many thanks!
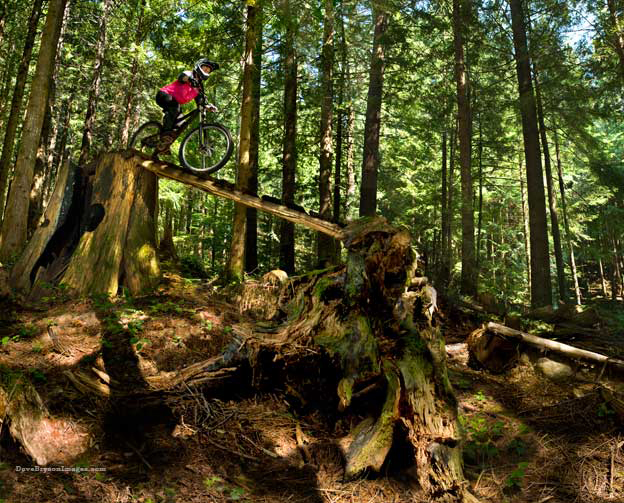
left=252, top=218, right=470, bottom=501
left=10, top=152, right=160, bottom=298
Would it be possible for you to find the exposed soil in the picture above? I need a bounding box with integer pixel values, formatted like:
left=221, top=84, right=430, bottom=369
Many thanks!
left=0, top=273, right=623, bottom=503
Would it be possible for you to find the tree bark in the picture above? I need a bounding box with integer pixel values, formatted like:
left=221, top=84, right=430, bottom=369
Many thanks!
left=0, top=0, right=45, bottom=224
left=440, top=130, right=450, bottom=286
left=245, top=11, right=263, bottom=274
left=228, top=1, right=261, bottom=281
left=279, top=0, right=297, bottom=275
left=532, top=60, right=566, bottom=301
left=78, top=0, right=112, bottom=166
left=29, top=1, right=71, bottom=237
left=453, top=0, right=476, bottom=296
left=446, top=121, right=457, bottom=279
left=318, top=0, right=336, bottom=265
left=0, top=0, right=67, bottom=262
left=509, top=0, right=552, bottom=308
left=476, top=114, right=483, bottom=277
left=359, top=3, right=388, bottom=217
left=333, top=0, right=348, bottom=261
left=345, top=83, right=356, bottom=220
left=120, top=0, right=147, bottom=148
left=606, top=0, right=624, bottom=86
left=553, top=128, right=581, bottom=304
left=518, top=154, right=532, bottom=295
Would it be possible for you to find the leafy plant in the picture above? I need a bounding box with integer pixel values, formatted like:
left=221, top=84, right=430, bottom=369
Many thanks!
left=597, top=402, right=615, bottom=418
left=130, top=336, right=150, bottom=352
left=203, top=476, right=247, bottom=501
left=474, top=390, right=487, bottom=402
left=505, top=462, right=529, bottom=489
left=30, top=369, right=46, bottom=382
left=18, top=323, right=38, bottom=339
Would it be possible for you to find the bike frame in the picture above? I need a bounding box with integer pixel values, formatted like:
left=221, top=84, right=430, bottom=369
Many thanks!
left=172, top=85, right=210, bottom=141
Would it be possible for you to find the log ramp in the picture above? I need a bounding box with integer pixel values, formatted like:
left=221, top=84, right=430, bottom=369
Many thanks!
left=6, top=152, right=477, bottom=502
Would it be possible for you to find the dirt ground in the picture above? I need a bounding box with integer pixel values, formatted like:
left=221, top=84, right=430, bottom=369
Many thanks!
left=0, top=274, right=623, bottom=503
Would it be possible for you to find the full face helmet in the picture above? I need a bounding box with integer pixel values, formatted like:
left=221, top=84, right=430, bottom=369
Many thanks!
left=193, top=58, right=219, bottom=81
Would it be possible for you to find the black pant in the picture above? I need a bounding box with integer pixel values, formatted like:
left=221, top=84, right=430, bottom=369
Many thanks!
left=156, top=90, right=180, bottom=132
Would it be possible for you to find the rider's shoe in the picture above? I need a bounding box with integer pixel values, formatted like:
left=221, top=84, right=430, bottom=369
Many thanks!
left=160, top=132, right=175, bottom=143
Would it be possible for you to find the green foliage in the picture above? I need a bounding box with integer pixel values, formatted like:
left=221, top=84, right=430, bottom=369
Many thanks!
left=203, top=476, right=247, bottom=501
left=0, top=0, right=621, bottom=304
left=460, top=415, right=507, bottom=465
left=148, top=300, right=185, bottom=315
left=505, top=462, right=529, bottom=490
left=597, top=402, right=615, bottom=418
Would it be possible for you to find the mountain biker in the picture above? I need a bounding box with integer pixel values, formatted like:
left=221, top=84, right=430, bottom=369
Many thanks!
left=156, top=58, right=219, bottom=138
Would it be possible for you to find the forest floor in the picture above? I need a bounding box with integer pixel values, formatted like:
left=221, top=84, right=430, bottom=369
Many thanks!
left=0, top=271, right=623, bottom=503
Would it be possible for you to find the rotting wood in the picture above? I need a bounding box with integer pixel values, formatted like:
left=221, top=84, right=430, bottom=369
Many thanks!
left=133, top=152, right=346, bottom=240
left=0, top=376, right=90, bottom=465
left=10, top=158, right=72, bottom=293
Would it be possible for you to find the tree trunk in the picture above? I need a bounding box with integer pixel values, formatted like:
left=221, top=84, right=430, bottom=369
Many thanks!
left=553, top=128, right=581, bottom=304
left=519, top=154, right=532, bottom=295
left=509, top=0, right=552, bottom=308
left=120, top=0, right=146, bottom=148
left=440, top=130, right=450, bottom=286
left=78, top=0, right=112, bottom=166
left=245, top=12, right=263, bottom=274
left=29, top=1, right=71, bottom=237
left=476, top=115, right=484, bottom=277
left=453, top=0, right=476, bottom=296
left=345, top=84, right=356, bottom=220
left=228, top=1, right=261, bottom=282
left=0, top=42, right=17, bottom=131
left=606, top=0, right=624, bottom=86
left=0, top=0, right=67, bottom=262
left=279, top=0, right=297, bottom=275
left=446, top=121, right=457, bottom=278
left=318, top=0, right=336, bottom=265
left=0, top=0, right=45, bottom=224
left=333, top=0, right=348, bottom=261
left=359, top=4, right=388, bottom=217
left=532, top=62, right=566, bottom=301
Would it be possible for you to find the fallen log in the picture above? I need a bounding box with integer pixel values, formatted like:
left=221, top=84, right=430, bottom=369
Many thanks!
left=469, top=321, right=624, bottom=373
left=133, top=153, right=347, bottom=241
left=486, top=322, right=624, bottom=368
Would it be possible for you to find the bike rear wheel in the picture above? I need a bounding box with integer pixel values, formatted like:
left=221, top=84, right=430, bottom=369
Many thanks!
left=178, top=123, right=233, bottom=175
left=129, top=121, right=162, bottom=154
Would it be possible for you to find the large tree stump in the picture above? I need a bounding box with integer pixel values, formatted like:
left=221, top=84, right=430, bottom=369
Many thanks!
left=10, top=152, right=160, bottom=298
left=248, top=218, right=470, bottom=501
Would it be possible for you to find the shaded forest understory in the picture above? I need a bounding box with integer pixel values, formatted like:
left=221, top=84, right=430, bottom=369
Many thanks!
left=1, top=265, right=623, bottom=503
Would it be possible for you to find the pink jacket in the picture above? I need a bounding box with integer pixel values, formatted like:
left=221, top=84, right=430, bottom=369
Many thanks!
left=160, top=71, right=199, bottom=104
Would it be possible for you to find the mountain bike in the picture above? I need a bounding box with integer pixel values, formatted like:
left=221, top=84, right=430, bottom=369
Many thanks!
left=130, top=84, right=234, bottom=176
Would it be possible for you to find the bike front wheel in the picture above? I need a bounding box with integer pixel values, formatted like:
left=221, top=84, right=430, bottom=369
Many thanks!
left=129, top=121, right=162, bottom=154
left=178, top=123, right=233, bottom=175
